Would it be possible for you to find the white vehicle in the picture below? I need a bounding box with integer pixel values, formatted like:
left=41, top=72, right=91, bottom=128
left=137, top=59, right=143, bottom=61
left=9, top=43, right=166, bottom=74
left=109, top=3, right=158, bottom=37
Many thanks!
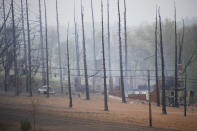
left=38, top=85, right=55, bottom=94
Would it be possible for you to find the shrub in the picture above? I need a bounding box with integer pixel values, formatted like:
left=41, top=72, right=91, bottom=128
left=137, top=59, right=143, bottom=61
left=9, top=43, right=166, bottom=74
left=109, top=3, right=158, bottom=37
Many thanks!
left=20, top=119, right=32, bottom=131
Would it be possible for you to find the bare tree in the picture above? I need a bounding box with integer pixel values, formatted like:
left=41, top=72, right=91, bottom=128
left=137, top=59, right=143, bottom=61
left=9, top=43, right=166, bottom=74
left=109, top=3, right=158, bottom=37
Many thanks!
left=11, top=0, right=19, bottom=96
left=101, top=0, right=108, bottom=111
left=155, top=6, right=160, bottom=106
left=66, top=25, right=72, bottom=108
left=20, top=0, right=28, bottom=92
left=74, top=0, right=81, bottom=91
left=55, top=0, right=63, bottom=93
left=81, top=0, right=89, bottom=100
left=174, top=3, right=178, bottom=107
left=26, top=0, right=32, bottom=96
left=118, top=0, right=126, bottom=103
left=44, top=0, right=49, bottom=97
left=2, top=0, right=8, bottom=92
left=91, top=0, right=97, bottom=93
left=124, top=0, right=128, bottom=91
left=158, top=8, right=167, bottom=114
left=38, top=0, right=46, bottom=86
left=107, top=0, right=113, bottom=91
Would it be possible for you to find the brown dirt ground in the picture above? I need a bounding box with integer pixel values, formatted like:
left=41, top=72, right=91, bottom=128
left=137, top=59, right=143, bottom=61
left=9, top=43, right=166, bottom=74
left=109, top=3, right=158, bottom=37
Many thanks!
left=0, top=92, right=197, bottom=131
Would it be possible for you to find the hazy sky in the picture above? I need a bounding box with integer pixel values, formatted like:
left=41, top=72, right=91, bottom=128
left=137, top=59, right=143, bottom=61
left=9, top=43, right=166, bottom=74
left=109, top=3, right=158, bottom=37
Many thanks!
left=27, top=0, right=197, bottom=27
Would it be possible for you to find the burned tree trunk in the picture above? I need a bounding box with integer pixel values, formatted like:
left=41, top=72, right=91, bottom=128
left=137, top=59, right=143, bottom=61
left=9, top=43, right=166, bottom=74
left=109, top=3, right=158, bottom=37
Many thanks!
left=101, top=0, right=108, bottom=111
left=155, top=6, right=160, bottom=106
left=74, top=0, right=81, bottom=91
left=81, top=0, right=90, bottom=100
left=107, top=0, right=113, bottom=91
left=20, top=0, right=28, bottom=92
left=11, top=0, right=19, bottom=96
left=56, top=0, right=63, bottom=93
left=91, top=0, right=97, bottom=93
left=124, top=0, right=128, bottom=91
left=174, top=4, right=178, bottom=107
left=66, top=25, right=72, bottom=108
left=44, top=0, right=49, bottom=97
left=38, top=0, right=46, bottom=86
left=26, top=0, right=32, bottom=96
left=118, top=0, right=126, bottom=103
left=158, top=9, right=167, bottom=114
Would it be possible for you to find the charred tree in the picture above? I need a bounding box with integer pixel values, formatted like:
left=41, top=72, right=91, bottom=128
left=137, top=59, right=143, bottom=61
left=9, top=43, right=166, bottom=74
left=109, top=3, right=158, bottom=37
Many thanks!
left=124, top=0, right=128, bottom=91
left=118, top=0, right=126, bottom=103
left=26, top=0, right=32, bottom=96
left=81, top=0, right=89, bottom=100
left=44, top=0, right=49, bottom=97
left=107, top=0, right=113, bottom=91
left=56, top=0, right=63, bottom=93
left=66, top=25, right=72, bottom=108
left=74, top=0, right=81, bottom=91
left=91, top=0, right=97, bottom=93
left=158, top=9, right=167, bottom=114
left=174, top=3, right=178, bottom=107
left=101, top=0, right=108, bottom=111
left=38, top=0, right=46, bottom=86
left=155, top=6, right=160, bottom=106
left=20, top=0, right=28, bottom=92
left=11, top=0, right=19, bottom=96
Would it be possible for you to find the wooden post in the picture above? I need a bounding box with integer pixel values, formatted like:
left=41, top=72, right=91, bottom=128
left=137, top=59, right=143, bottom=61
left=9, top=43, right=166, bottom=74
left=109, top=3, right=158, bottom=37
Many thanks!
left=184, top=70, right=187, bottom=117
left=147, top=70, right=152, bottom=127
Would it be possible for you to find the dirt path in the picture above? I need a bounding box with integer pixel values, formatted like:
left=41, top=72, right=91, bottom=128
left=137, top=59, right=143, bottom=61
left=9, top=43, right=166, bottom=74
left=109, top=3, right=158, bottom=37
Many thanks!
left=0, top=93, right=196, bottom=131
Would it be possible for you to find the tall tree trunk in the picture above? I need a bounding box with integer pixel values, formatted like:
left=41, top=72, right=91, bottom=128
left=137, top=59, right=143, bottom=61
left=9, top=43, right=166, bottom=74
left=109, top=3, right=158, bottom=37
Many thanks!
left=155, top=6, right=160, bottom=106
left=124, top=0, right=128, bottom=92
left=118, top=0, right=126, bottom=103
left=66, top=25, right=72, bottom=108
left=107, top=0, right=113, bottom=91
left=26, top=0, right=32, bottom=96
left=11, top=0, right=19, bottom=96
left=44, top=0, right=49, bottom=97
left=178, top=19, right=184, bottom=64
left=174, top=4, right=178, bottom=107
left=74, top=0, right=81, bottom=91
left=38, top=0, right=46, bottom=86
left=101, top=0, right=108, bottom=111
left=159, top=9, right=167, bottom=114
left=3, top=0, right=8, bottom=92
left=91, top=0, right=97, bottom=93
left=56, top=0, right=63, bottom=93
left=20, top=0, right=28, bottom=92
left=81, top=0, right=89, bottom=100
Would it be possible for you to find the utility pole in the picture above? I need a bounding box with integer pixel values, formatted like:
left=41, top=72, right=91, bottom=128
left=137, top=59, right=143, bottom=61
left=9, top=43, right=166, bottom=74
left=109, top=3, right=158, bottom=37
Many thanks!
left=178, top=20, right=184, bottom=64
left=44, top=0, right=49, bottom=97
left=118, top=0, right=126, bottom=103
left=66, top=25, right=72, bottom=108
left=184, top=69, right=187, bottom=117
left=81, top=0, right=90, bottom=100
left=158, top=8, right=167, bottom=114
left=174, top=2, right=178, bottom=107
left=101, top=0, right=108, bottom=111
left=74, top=0, right=81, bottom=91
left=38, top=0, right=46, bottom=86
left=11, top=0, right=19, bottom=96
left=56, top=0, right=63, bottom=93
left=147, top=70, right=152, bottom=127
left=20, top=0, right=28, bottom=92
left=26, top=0, right=32, bottom=96
left=107, top=0, right=113, bottom=91
left=91, top=0, right=97, bottom=93
left=155, top=6, right=160, bottom=106
left=124, top=0, right=128, bottom=92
